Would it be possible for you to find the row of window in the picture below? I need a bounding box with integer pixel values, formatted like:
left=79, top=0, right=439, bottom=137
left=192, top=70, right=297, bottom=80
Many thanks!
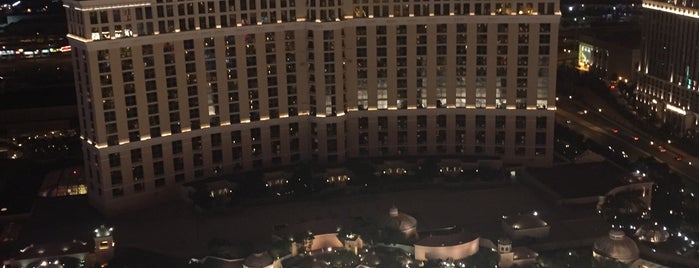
left=353, top=1, right=555, bottom=18
left=86, top=22, right=553, bottom=145
left=102, top=128, right=548, bottom=192
left=68, top=0, right=557, bottom=41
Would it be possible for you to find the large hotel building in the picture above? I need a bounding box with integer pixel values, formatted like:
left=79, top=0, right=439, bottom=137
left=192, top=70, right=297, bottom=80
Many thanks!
left=63, top=0, right=560, bottom=214
left=638, top=0, right=699, bottom=136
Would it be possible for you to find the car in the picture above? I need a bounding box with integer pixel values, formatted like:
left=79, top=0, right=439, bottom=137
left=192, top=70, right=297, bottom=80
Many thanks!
left=676, top=156, right=683, bottom=161
left=612, top=129, right=619, bottom=134
left=633, top=136, right=639, bottom=141
left=578, top=110, right=588, bottom=115
left=658, top=146, right=667, bottom=153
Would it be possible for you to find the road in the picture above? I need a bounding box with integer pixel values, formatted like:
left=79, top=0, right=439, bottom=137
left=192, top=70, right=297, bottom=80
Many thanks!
left=556, top=97, right=699, bottom=189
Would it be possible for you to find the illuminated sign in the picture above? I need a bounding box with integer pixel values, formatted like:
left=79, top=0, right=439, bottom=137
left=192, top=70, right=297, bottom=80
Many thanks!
left=578, top=42, right=593, bottom=72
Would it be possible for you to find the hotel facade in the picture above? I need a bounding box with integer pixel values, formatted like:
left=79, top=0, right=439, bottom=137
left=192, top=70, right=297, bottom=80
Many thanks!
left=638, top=0, right=699, bottom=136
left=63, top=0, right=560, bottom=214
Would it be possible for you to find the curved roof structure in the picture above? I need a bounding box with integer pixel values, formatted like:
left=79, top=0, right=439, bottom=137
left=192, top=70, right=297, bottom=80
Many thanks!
left=593, top=230, right=640, bottom=264
left=384, top=207, right=417, bottom=232
left=415, top=230, right=479, bottom=247
left=503, top=213, right=548, bottom=229
left=243, top=252, right=274, bottom=268
left=414, top=228, right=480, bottom=262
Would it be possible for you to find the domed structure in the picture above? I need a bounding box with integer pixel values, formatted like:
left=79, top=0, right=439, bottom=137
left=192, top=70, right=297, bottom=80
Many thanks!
left=360, top=251, right=382, bottom=267
left=384, top=206, right=418, bottom=239
left=243, top=252, right=274, bottom=268
left=501, top=212, right=550, bottom=240
left=635, top=224, right=670, bottom=243
left=593, top=230, right=639, bottom=264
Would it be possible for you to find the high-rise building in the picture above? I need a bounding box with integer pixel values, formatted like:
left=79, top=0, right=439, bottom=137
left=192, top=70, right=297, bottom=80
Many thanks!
left=63, top=0, right=560, bottom=214
left=638, top=0, right=699, bottom=136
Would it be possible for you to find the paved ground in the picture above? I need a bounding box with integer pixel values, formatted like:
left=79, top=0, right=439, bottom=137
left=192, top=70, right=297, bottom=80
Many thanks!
left=112, top=183, right=608, bottom=260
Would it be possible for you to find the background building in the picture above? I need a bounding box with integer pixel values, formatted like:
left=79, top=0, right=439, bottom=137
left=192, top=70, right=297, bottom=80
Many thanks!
left=63, top=0, right=560, bottom=214
left=576, top=27, right=641, bottom=82
left=637, top=0, right=699, bottom=137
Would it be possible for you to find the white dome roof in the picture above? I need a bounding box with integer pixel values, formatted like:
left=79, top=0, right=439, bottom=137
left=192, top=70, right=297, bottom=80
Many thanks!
left=243, top=252, right=274, bottom=268
left=384, top=207, right=417, bottom=232
left=593, top=230, right=639, bottom=264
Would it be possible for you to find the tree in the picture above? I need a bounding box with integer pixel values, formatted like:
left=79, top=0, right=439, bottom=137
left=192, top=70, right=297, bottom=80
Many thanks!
left=378, top=227, right=409, bottom=245
left=332, top=250, right=359, bottom=267
left=544, top=250, right=591, bottom=268
left=461, top=247, right=500, bottom=268
left=352, top=217, right=381, bottom=244
left=269, top=239, right=291, bottom=258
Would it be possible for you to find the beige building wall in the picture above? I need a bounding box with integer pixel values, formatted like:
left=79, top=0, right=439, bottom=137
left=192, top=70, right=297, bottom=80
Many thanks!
left=64, top=0, right=559, bottom=214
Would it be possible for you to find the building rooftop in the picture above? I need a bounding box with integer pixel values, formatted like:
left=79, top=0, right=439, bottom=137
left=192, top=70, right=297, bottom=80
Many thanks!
left=593, top=229, right=640, bottom=264
left=384, top=207, right=417, bottom=233
left=415, top=229, right=479, bottom=247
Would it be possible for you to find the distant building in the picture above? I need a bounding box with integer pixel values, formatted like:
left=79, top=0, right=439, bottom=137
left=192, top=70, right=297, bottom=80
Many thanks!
left=38, top=167, right=88, bottom=197
left=263, top=171, right=293, bottom=195
left=577, top=28, right=641, bottom=82
left=437, top=158, right=503, bottom=177
left=2, top=225, right=115, bottom=268
left=278, top=218, right=364, bottom=256
left=634, top=224, right=669, bottom=244
left=187, top=208, right=545, bottom=268
left=63, top=0, right=560, bottom=215
left=375, top=160, right=412, bottom=177
left=637, top=0, right=699, bottom=136
left=320, top=167, right=352, bottom=186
